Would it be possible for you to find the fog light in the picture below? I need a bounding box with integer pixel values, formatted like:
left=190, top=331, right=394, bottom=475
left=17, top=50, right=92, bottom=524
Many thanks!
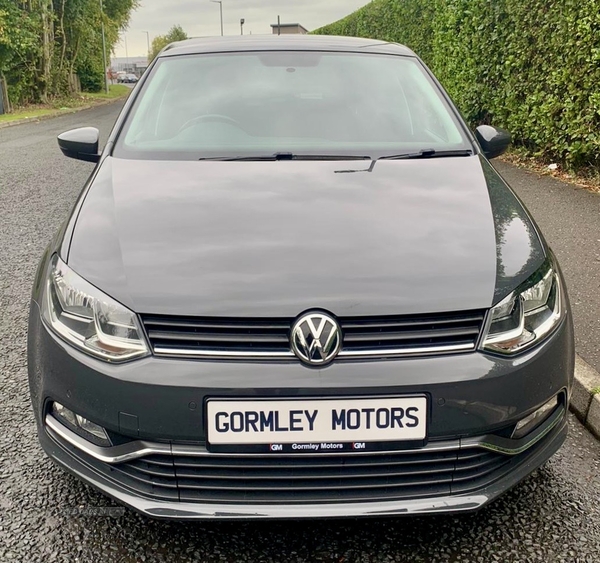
left=52, top=402, right=78, bottom=427
left=512, top=396, right=559, bottom=440
left=52, top=402, right=111, bottom=446
left=74, top=414, right=110, bottom=442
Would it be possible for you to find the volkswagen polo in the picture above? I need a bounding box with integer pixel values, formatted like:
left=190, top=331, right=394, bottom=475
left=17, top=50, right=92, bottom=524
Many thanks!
left=28, top=35, right=574, bottom=519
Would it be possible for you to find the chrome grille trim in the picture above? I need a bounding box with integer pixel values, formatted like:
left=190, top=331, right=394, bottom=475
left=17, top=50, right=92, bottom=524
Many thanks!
left=337, top=343, right=475, bottom=357
left=153, top=343, right=474, bottom=359
left=153, top=348, right=295, bottom=359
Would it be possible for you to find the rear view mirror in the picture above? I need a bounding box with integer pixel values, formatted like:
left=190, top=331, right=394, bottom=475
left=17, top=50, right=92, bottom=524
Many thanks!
left=475, top=125, right=511, bottom=160
left=57, top=127, right=100, bottom=163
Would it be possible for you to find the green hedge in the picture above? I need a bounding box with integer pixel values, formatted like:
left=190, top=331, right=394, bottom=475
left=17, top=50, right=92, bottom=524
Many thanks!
left=315, top=0, right=600, bottom=170
left=76, top=57, right=104, bottom=94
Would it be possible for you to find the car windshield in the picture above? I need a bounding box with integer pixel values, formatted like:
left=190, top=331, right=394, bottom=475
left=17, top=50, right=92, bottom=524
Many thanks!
left=113, top=51, right=471, bottom=161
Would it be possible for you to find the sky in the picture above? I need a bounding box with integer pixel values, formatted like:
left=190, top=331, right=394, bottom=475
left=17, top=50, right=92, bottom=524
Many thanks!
left=113, top=0, right=370, bottom=58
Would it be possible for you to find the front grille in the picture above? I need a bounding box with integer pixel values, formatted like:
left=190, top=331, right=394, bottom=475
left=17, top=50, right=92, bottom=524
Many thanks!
left=142, top=316, right=293, bottom=359
left=141, top=310, right=485, bottom=360
left=338, top=311, right=485, bottom=358
left=101, top=446, right=512, bottom=504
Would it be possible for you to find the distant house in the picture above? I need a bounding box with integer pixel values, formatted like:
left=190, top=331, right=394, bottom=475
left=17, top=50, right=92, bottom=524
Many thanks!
left=270, top=23, right=309, bottom=35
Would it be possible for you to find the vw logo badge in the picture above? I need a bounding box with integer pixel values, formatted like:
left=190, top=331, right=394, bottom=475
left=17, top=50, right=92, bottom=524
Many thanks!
left=291, top=312, right=341, bottom=366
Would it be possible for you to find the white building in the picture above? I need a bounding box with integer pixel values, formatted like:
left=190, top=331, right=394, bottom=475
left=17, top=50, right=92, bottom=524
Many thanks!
left=111, top=56, right=149, bottom=76
left=270, top=23, right=309, bottom=35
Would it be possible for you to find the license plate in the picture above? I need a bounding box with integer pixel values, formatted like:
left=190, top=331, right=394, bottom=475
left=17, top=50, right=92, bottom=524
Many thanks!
left=206, top=396, right=427, bottom=453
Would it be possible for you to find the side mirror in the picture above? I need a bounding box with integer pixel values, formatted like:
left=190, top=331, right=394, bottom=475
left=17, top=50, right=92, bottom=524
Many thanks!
left=57, top=127, right=100, bottom=163
left=475, top=125, right=511, bottom=160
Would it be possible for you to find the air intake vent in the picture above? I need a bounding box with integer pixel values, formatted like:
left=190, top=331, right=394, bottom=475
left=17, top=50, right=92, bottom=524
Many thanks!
left=101, top=446, right=512, bottom=504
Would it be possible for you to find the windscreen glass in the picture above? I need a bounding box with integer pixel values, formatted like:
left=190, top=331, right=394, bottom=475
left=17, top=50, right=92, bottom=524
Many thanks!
left=114, top=51, right=471, bottom=160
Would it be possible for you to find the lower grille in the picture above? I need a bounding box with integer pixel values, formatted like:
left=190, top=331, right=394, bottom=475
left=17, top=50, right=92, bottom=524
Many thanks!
left=102, top=446, right=511, bottom=504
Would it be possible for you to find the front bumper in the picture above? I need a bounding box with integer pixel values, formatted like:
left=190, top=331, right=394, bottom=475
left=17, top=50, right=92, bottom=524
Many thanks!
left=41, top=404, right=567, bottom=520
left=28, top=301, right=574, bottom=519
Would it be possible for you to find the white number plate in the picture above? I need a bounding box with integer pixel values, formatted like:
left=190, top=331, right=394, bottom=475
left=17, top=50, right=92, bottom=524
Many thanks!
left=207, top=397, right=427, bottom=448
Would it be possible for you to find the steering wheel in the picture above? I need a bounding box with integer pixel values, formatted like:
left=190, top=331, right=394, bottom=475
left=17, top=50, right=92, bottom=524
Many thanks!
left=178, top=114, right=244, bottom=134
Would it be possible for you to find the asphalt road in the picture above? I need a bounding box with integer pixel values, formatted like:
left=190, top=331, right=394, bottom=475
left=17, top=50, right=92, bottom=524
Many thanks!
left=1, top=102, right=600, bottom=562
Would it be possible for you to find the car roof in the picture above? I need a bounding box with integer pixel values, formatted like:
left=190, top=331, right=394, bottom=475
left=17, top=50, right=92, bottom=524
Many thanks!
left=158, top=34, right=416, bottom=58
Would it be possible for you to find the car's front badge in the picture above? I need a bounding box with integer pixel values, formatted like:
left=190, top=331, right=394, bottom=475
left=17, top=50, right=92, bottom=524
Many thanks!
left=290, top=312, right=341, bottom=366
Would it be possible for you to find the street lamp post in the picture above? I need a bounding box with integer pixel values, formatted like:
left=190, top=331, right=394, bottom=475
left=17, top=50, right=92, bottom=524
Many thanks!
left=143, top=31, right=151, bottom=58
left=124, top=34, right=130, bottom=74
left=210, top=0, right=224, bottom=36
left=99, top=0, right=109, bottom=93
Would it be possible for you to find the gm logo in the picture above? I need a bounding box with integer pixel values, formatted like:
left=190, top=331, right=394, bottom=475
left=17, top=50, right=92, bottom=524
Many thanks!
left=270, top=444, right=283, bottom=451
left=352, top=442, right=366, bottom=450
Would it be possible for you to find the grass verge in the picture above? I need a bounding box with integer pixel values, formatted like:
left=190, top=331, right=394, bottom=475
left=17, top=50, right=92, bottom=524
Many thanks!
left=0, top=85, right=130, bottom=126
left=84, top=84, right=131, bottom=100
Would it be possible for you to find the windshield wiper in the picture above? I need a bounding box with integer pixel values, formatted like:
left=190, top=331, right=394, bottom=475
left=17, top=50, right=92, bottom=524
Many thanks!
left=276, top=153, right=371, bottom=161
left=198, top=155, right=278, bottom=161
left=377, top=149, right=473, bottom=161
left=198, top=153, right=371, bottom=162
left=198, top=150, right=472, bottom=162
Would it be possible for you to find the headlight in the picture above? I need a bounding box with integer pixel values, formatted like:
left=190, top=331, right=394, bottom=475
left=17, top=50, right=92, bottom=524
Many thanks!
left=482, top=260, right=564, bottom=355
left=41, top=255, right=149, bottom=362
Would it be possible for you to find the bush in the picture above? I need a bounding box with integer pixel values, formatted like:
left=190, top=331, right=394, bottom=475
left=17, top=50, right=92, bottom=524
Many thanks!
left=315, top=0, right=600, bottom=170
left=77, top=57, right=104, bottom=93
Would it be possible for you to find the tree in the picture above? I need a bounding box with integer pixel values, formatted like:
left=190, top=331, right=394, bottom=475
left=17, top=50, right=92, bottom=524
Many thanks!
left=0, top=1, right=41, bottom=104
left=148, top=25, right=188, bottom=62
left=39, top=0, right=54, bottom=102
left=0, top=0, right=139, bottom=105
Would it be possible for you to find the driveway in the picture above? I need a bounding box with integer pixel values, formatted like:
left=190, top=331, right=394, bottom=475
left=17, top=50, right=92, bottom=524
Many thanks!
left=1, top=102, right=600, bottom=562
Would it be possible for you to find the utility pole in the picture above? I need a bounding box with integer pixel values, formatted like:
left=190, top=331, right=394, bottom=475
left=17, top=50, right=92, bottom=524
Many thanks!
left=277, top=15, right=281, bottom=36
left=143, top=31, right=151, bottom=58
left=240, top=18, right=245, bottom=35
left=100, top=0, right=109, bottom=93
left=210, top=0, right=224, bottom=36
left=125, top=34, right=129, bottom=70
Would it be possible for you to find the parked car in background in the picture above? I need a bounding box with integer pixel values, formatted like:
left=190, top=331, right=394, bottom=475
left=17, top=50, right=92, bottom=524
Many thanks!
left=124, top=73, right=139, bottom=83
left=29, top=35, right=574, bottom=521
left=115, top=71, right=127, bottom=83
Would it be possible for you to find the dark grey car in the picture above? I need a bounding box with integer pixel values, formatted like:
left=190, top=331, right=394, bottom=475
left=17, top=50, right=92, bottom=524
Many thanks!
left=28, top=35, right=574, bottom=520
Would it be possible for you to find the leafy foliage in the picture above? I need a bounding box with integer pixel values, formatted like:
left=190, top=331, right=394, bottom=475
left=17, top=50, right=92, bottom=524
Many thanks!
left=0, top=1, right=42, bottom=104
left=77, top=56, right=104, bottom=93
left=315, top=0, right=600, bottom=169
left=0, top=0, right=138, bottom=105
left=148, top=25, right=188, bottom=62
